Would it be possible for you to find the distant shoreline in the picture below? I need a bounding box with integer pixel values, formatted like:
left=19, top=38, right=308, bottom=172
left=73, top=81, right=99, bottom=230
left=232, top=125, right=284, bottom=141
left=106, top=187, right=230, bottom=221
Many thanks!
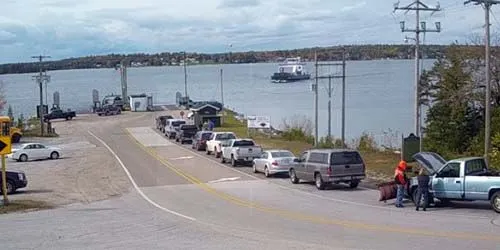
left=0, top=44, right=480, bottom=75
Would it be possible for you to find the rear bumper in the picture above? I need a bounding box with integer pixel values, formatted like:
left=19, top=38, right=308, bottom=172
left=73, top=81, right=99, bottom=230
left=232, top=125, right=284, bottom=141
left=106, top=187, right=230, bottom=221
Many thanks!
left=235, top=156, right=259, bottom=162
left=329, top=175, right=366, bottom=182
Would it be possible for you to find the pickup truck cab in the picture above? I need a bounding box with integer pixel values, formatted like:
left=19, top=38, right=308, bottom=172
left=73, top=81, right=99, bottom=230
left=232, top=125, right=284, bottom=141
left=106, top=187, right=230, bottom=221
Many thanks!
left=156, top=115, right=174, bottom=133
left=412, top=152, right=500, bottom=213
left=43, top=108, right=76, bottom=121
left=164, top=119, right=186, bottom=139
left=290, top=149, right=366, bottom=190
left=205, top=132, right=236, bottom=158
left=220, top=139, right=262, bottom=166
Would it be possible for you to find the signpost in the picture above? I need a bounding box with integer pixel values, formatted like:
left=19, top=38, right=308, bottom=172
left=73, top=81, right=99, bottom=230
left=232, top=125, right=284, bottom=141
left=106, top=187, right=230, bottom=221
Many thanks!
left=0, top=117, right=12, bottom=205
left=246, top=116, right=271, bottom=138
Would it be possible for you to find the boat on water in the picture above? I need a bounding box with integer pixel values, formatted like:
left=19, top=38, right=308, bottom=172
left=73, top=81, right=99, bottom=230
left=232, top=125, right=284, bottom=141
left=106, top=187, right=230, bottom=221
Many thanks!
left=270, top=57, right=311, bottom=83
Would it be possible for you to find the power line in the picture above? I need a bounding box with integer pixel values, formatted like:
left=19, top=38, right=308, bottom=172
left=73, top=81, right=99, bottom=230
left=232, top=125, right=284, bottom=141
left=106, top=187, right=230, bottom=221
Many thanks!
left=394, top=0, right=442, bottom=149
left=465, top=0, right=500, bottom=164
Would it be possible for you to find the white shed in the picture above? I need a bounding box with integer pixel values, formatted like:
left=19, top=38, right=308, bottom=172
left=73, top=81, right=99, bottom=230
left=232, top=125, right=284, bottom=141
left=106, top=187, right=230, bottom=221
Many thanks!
left=129, top=94, right=153, bottom=112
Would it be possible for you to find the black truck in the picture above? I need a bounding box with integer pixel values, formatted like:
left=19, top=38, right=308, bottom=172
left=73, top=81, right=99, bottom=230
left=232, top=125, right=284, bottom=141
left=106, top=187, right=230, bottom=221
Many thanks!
left=97, top=105, right=121, bottom=116
left=43, top=108, right=76, bottom=122
left=0, top=170, right=28, bottom=194
left=175, top=124, right=198, bottom=144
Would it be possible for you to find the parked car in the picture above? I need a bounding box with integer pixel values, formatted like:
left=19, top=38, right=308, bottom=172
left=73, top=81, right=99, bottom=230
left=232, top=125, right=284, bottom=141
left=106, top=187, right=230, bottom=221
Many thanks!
left=191, top=131, right=213, bottom=151
left=43, top=108, right=76, bottom=121
left=290, top=149, right=366, bottom=190
left=175, top=124, right=198, bottom=144
left=8, top=143, right=61, bottom=162
left=253, top=150, right=296, bottom=177
left=97, top=105, right=121, bottom=116
left=0, top=170, right=27, bottom=194
left=156, top=115, right=174, bottom=132
left=220, top=139, right=263, bottom=166
left=206, top=132, right=237, bottom=158
left=411, top=152, right=500, bottom=213
left=164, top=119, right=186, bottom=139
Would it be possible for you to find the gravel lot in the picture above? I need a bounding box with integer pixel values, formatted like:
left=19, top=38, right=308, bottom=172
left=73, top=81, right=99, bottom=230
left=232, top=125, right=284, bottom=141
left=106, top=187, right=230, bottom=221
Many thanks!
left=5, top=113, right=137, bottom=207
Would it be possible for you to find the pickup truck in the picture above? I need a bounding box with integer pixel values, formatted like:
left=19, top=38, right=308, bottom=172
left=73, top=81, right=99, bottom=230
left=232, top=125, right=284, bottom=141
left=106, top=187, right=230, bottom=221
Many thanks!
left=164, top=119, right=186, bottom=139
left=0, top=170, right=28, bottom=194
left=205, top=132, right=237, bottom=158
left=43, top=109, right=76, bottom=121
left=175, top=124, right=198, bottom=144
left=97, top=105, right=121, bottom=116
left=411, top=152, right=500, bottom=213
left=220, top=139, right=262, bottom=167
left=156, top=115, right=174, bottom=133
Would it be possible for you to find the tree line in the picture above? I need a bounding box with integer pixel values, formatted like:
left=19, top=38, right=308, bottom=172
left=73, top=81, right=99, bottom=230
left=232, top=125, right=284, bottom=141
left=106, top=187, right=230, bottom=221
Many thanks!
left=0, top=44, right=468, bottom=75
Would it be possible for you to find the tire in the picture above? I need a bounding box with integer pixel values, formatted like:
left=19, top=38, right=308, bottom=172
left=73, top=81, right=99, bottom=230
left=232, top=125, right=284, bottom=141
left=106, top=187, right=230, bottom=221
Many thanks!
left=253, top=163, right=258, bottom=173
left=491, top=191, right=500, bottom=213
left=412, top=188, right=419, bottom=205
left=206, top=149, right=211, bottom=155
left=5, top=180, right=14, bottom=194
left=50, top=151, right=59, bottom=160
left=315, top=173, right=325, bottom=190
left=349, top=181, right=359, bottom=189
left=221, top=156, right=226, bottom=163
left=215, top=150, right=221, bottom=159
left=19, top=154, right=28, bottom=162
left=290, top=169, right=299, bottom=184
left=264, top=166, right=270, bottom=178
left=231, top=155, right=237, bottom=167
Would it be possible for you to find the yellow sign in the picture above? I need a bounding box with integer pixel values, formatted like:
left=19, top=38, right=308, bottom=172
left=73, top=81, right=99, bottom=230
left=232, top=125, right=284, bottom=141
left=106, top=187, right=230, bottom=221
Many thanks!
left=0, top=117, right=12, bottom=155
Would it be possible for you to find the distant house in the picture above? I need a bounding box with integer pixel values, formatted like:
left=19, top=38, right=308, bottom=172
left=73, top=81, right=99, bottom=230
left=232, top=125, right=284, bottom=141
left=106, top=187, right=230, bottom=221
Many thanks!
left=189, top=103, right=222, bottom=128
left=129, top=94, right=153, bottom=112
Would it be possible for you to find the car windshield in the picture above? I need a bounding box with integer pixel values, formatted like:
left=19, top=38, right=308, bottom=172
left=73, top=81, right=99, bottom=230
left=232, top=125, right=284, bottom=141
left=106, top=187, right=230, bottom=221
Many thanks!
left=233, top=140, right=254, bottom=147
left=215, top=133, right=236, bottom=140
left=201, top=133, right=212, bottom=139
left=172, top=121, right=186, bottom=127
left=271, top=151, right=294, bottom=158
left=330, top=152, right=363, bottom=165
left=181, top=125, right=197, bottom=131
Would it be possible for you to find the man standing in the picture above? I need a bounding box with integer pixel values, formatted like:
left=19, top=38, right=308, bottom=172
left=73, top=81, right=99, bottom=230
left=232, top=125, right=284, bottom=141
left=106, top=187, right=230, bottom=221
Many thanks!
left=394, top=160, right=408, bottom=208
left=415, top=167, right=430, bottom=211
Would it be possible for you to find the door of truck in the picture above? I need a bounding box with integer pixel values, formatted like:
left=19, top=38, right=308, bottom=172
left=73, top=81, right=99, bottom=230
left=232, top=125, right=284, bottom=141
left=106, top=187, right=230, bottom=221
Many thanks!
left=432, top=162, right=464, bottom=199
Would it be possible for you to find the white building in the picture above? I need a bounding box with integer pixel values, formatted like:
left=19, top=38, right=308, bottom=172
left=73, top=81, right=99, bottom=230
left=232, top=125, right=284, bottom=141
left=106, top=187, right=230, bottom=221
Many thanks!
left=129, top=94, right=153, bottom=112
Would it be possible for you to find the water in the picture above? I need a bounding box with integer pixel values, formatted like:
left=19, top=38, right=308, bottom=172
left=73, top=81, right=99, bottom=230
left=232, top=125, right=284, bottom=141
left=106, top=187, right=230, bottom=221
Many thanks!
left=0, top=59, right=434, bottom=145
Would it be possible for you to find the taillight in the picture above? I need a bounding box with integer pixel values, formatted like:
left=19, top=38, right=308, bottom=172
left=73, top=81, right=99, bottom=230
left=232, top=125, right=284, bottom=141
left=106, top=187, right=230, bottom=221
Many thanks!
left=327, top=166, right=332, bottom=175
left=272, top=161, right=278, bottom=166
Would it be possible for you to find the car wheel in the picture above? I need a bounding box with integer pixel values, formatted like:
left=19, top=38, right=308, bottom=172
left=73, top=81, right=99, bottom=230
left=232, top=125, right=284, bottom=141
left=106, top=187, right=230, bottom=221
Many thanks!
left=50, top=151, right=59, bottom=160
left=206, top=149, right=211, bottom=155
left=290, top=169, right=299, bottom=184
left=264, top=166, right=270, bottom=178
left=253, top=163, right=258, bottom=173
left=491, top=191, right=500, bottom=213
left=19, top=154, right=28, bottom=162
left=221, top=156, right=225, bottom=163
left=6, top=180, right=14, bottom=194
left=349, top=181, right=359, bottom=189
left=315, top=173, right=325, bottom=190
left=231, top=156, right=237, bottom=167
left=215, top=150, right=221, bottom=158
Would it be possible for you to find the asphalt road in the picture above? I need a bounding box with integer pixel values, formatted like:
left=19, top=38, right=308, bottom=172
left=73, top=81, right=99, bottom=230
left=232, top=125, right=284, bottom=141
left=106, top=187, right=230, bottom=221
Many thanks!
left=2, top=111, right=500, bottom=250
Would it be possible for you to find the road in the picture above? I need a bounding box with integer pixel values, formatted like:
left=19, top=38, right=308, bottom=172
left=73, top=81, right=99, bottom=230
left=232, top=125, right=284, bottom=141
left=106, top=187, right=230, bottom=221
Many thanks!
left=2, top=111, right=500, bottom=250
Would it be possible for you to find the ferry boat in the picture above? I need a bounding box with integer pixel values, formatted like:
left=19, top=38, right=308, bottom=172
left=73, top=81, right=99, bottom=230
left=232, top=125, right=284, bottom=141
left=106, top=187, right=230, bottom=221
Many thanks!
left=270, top=57, right=311, bottom=83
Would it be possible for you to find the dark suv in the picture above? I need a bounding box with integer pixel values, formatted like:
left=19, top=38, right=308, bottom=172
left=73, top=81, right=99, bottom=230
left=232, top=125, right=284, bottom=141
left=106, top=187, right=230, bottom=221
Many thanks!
left=175, top=124, right=198, bottom=144
left=191, top=131, right=214, bottom=151
left=0, top=170, right=28, bottom=194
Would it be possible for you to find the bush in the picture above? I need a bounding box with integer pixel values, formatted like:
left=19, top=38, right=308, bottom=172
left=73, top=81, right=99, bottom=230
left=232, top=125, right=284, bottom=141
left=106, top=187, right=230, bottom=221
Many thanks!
left=281, top=115, right=314, bottom=143
left=353, top=132, right=378, bottom=152
left=489, top=132, right=500, bottom=171
left=317, top=136, right=344, bottom=148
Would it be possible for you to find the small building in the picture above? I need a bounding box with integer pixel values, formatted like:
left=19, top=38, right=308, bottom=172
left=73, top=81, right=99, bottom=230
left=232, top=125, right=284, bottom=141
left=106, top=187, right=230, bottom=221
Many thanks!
left=189, top=103, right=222, bottom=128
left=129, top=94, right=153, bottom=112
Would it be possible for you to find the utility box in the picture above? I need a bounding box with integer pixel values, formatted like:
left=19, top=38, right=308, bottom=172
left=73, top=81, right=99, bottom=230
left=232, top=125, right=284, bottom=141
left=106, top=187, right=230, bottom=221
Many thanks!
left=402, top=133, right=420, bottom=162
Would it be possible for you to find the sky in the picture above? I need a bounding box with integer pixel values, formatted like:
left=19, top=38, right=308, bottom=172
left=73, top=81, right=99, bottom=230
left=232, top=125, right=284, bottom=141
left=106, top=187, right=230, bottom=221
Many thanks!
left=0, top=0, right=496, bottom=63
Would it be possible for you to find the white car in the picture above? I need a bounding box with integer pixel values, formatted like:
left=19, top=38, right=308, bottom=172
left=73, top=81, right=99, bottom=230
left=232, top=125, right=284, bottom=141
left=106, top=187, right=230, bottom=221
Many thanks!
left=9, top=143, right=61, bottom=162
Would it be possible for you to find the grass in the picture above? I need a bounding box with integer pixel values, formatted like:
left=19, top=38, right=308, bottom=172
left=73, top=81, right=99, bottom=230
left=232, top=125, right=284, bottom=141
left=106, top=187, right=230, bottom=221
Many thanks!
left=216, top=109, right=404, bottom=182
left=0, top=199, right=54, bottom=214
left=22, top=121, right=59, bottom=138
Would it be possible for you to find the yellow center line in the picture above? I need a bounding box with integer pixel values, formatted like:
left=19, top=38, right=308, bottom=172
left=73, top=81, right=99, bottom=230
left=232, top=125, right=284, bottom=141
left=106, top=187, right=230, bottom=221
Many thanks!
left=123, top=128, right=500, bottom=242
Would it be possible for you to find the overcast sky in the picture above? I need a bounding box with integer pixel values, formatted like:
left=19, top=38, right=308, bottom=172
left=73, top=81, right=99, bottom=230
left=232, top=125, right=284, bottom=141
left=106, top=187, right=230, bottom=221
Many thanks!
left=0, top=0, right=495, bottom=63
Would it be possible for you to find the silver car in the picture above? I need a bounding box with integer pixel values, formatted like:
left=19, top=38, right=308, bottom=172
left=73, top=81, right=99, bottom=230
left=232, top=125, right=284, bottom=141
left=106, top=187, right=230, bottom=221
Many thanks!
left=252, top=150, right=296, bottom=177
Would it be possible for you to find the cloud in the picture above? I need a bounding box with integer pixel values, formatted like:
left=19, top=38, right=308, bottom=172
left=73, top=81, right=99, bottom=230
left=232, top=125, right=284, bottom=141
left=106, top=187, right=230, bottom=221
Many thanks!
left=0, top=0, right=493, bottom=63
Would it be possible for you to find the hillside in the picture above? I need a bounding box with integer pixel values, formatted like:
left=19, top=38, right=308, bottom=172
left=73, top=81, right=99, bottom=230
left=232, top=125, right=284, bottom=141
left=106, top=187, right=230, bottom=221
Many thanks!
left=0, top=44, right=481, bottom=75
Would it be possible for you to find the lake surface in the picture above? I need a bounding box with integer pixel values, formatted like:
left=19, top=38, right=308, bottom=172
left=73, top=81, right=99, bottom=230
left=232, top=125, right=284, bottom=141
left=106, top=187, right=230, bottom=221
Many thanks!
left=0, top=59, right=434, bottom=146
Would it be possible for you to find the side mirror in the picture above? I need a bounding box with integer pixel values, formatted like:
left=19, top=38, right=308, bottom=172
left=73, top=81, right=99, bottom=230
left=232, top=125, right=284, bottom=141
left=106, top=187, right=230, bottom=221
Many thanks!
left=293, top=158, right=300, bottom=163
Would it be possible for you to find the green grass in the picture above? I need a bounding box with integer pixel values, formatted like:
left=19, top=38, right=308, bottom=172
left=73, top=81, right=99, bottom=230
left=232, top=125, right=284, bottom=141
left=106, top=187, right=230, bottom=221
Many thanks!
left=0, top=199, right=54, bottom=214
left=216, top=109, right=402, bottom=181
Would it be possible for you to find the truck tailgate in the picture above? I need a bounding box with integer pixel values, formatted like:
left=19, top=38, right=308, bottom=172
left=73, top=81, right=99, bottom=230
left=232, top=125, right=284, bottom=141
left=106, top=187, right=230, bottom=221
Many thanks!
left=237, top=147, right=262, bottom=157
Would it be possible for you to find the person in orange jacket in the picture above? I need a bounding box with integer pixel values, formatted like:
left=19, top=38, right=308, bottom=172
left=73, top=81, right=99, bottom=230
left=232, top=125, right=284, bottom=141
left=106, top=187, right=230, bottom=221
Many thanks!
left=394, top=160, right=408, bottom=208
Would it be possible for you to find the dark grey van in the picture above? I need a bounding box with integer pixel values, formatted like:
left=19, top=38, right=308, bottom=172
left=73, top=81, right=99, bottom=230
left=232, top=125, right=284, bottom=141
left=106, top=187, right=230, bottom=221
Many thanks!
left=289, top=149, right=366, bottom=190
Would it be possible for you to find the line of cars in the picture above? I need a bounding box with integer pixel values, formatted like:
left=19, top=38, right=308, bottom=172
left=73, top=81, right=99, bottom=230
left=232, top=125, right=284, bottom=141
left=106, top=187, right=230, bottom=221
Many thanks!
left=154, top=115, right=366, bottom=190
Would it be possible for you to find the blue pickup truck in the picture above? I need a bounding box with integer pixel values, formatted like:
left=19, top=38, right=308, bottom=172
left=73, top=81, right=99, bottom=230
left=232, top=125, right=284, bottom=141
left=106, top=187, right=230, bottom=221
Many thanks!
left=410, top=152, right=500, bottom=213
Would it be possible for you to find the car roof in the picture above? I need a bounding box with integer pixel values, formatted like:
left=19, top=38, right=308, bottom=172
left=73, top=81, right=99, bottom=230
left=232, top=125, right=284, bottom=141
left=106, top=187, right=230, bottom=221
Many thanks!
left=451, top=156, right=484, bottom=162
left=307, top=148, right=358, bottom=153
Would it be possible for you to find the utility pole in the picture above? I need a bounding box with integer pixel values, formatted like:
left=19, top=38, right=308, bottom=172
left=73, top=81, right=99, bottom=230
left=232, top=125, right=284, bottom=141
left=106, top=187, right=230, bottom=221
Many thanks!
left=314, top=52, right=319, bottom=147
left=315, top=49, right=347, bottom=146
left=31, top=55, right=51, bottom=136
left=394, top=1, right=441, bottom=141
left=465, top=0, right=500, bottom=164
left=220, top=68, right=224, bottom=124
left=119, top=60, right=129, bottom=109
left=183, top=51, right=188, bottom=110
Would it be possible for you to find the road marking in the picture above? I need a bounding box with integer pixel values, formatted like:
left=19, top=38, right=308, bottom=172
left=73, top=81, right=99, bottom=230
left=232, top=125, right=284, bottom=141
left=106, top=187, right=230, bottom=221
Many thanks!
left=170, top=156, right=194, bottom=160
left=87, top=130, right=196, bottom=221
left=124, top=128, right=500, bottom=242
left=208, top=177, right=241, bottom=183
left=126, top=127, right=173, bottom=147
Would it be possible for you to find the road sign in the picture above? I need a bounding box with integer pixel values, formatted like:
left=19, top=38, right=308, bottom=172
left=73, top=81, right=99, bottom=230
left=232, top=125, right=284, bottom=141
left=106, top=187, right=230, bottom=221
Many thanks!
left=247, top=116, right=271, bottom=129
left=0, top=118, right=11, bottom=155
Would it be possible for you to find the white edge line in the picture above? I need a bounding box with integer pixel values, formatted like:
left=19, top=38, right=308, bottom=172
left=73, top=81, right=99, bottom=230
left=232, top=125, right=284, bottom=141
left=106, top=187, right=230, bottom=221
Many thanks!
left=148, top=126, right=492, bottom=220
left=87, top=130, right=196, bottom=221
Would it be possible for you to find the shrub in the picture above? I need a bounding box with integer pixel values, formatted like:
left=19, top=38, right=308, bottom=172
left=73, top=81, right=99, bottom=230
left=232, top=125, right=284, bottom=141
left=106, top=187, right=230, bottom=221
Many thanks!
left=281, top=115, right=314, bottom=143
left=489, top=132, right=500, bottom=171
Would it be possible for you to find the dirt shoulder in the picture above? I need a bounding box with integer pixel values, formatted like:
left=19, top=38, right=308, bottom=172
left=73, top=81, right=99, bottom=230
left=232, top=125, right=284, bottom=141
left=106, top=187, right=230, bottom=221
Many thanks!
left=5, top=113, right=138, bottom=209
